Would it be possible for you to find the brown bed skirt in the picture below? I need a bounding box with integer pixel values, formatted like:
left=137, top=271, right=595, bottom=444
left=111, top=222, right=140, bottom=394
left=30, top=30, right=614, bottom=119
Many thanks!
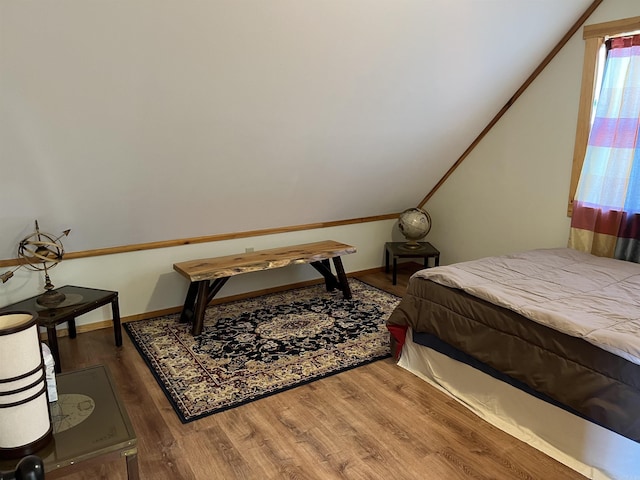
left=387, top=277, right=640, bottom=443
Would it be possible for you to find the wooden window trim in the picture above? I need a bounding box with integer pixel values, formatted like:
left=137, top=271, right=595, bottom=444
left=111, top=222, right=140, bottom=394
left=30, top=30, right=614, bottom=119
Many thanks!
left=568, top=16, right=640, bottom=216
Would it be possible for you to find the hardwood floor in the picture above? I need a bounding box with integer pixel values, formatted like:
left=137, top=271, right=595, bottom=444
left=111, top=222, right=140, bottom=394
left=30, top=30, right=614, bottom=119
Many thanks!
left=50, top=264, right=585, bottom=479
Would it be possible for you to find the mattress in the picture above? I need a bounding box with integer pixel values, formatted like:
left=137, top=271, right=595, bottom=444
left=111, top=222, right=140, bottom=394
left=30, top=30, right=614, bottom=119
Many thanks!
left=411, top=248, right=640, bottom=365
left=387, top=263, right=640, bottom=443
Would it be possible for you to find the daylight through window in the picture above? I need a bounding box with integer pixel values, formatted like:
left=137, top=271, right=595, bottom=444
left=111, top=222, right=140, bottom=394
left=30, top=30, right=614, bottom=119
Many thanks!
left=568, top=17, right=640, bottom=261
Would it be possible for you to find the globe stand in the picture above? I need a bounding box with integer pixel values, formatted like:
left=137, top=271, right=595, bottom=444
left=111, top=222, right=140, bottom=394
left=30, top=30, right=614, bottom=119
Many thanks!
left=35, top=273, right=66, bottom=308
left=400, top=240, right=423, bottom=250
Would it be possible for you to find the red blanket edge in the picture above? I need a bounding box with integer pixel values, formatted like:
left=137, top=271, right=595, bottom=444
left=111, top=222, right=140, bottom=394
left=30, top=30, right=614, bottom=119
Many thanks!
left=387, top=324, right=407, bottom=360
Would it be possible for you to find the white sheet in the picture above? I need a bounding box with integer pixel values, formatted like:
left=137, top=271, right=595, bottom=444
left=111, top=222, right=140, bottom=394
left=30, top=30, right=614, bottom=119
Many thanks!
left=399, top=330, right=640, bottom=480
left=413, top=248, right=640, bottom=365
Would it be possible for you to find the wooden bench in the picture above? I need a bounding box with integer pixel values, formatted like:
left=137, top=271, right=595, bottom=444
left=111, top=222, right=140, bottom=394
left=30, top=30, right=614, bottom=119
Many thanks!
left=173, top=240, right=357, bottom=335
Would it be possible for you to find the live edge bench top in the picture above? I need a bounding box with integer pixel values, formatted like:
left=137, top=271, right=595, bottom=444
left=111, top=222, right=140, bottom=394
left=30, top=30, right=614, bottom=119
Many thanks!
left=173, top=240, right=357, bottom=282
left=174, top=240, right=356, bottom=336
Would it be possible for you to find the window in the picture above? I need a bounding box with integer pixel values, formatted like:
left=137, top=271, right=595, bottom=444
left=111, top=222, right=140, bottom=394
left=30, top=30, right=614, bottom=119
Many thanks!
left=568, top=16, right=640, bottom=216
left=568, top=17, right=640, bottom=260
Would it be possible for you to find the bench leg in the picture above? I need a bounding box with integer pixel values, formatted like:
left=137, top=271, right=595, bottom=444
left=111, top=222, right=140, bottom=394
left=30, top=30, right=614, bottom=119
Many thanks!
left=310, top=261, right=340, bottom=292
left=192, top=281, right=210, bottom=336
left=321, top=259, right=332, bottom=289
left=321, top=259, right=336, bottom=292
left=186, top=277, right=229, bottom=336
left=180, top=282, right=200, bottom=324
left=332, top=256, right=352, bottom=299
left=310, top=257, right=352, bottom=299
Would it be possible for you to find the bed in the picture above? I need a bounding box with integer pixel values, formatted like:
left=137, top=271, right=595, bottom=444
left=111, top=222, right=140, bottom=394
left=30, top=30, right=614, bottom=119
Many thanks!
left=386, top=248, right=640, bottom=480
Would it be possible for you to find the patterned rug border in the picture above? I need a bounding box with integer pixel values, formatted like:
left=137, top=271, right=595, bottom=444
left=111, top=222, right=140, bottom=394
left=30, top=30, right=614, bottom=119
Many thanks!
left=124, top=279, right=399, bottom=423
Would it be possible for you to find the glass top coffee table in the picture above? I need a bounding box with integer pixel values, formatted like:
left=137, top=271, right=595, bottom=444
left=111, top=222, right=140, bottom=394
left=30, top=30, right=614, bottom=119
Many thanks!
left=0, top=364, right=138, bottom=479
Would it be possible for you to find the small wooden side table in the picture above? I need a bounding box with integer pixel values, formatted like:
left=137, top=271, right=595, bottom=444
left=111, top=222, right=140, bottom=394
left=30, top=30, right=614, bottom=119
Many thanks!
left=0, top=285, right=121, bottom=373
left=385, top=242, right=440, bottom=285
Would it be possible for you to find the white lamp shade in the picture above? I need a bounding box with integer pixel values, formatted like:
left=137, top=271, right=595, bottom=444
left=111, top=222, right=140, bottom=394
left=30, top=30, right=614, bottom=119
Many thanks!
left=0, top=312, right=52, bottom=459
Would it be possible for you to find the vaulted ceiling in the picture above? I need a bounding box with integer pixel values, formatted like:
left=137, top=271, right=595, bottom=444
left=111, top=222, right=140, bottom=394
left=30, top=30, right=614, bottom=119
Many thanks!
left=0, top=0, right=595, bottom=256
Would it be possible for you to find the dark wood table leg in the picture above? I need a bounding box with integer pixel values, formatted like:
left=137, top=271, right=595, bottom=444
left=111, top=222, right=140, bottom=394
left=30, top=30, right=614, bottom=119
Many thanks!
left=179, top=282, right=199, bottom=324
left=332, top=256, right=352, bottom=299
left=435, top=254, right=440, bottom=267
left=321, top=259, right=333, bottom=291
left=192, top=281, right=210, bottom=336
left=206, top=278, right=229, bottom=305
left=111, top=295, right=122, bottom=347
left=47, top=326, right=62, bottom=374
left=309, top=261, right=340, bottom=292
left=181, top=278, right=229, bottom=336
left=392, top=256, right=398, bottom=285
left=385, top=247, right=390, bottom=273
left=68, top=318, right=77, bottom=339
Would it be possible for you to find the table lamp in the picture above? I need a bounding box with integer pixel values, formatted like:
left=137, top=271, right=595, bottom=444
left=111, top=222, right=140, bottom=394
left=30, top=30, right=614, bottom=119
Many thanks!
left=0, top=312, right=53, bottom=460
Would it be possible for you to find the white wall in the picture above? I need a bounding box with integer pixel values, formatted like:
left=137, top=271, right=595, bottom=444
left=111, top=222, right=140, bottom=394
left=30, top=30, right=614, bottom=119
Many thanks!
left=424, top=0, right=640, bottom=266
left=0, top=220, right=399, bottom=328
left=4, top=1, right=634, bottom=328
left=0, top=1, right=589, bottom=259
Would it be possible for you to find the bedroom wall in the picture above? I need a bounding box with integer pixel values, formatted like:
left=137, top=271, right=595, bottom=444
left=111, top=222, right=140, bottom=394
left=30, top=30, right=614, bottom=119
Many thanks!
left=0, top=1, right=614, bottom=329
left=423, top=0, right=640, bottom=266
left=0, top=1, right=589, bottom=259
left=0, top=219, right=401, bottom=329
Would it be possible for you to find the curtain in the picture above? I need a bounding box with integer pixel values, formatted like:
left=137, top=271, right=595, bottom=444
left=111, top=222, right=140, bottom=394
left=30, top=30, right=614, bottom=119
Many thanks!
left=569, top=35, right=640, bottom=262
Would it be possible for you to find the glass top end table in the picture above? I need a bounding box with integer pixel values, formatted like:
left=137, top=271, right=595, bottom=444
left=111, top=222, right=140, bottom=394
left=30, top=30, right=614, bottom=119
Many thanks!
left=0, top=364, right=138, bottom=479
left=0, top=285, right=122, bottom=373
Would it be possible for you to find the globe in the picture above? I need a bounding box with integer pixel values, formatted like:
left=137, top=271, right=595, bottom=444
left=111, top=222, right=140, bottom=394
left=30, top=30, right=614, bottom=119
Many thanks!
left=398, top=208, right=432, bottom=248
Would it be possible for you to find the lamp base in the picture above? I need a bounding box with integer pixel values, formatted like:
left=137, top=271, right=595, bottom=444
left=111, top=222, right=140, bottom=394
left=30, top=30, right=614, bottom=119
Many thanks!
left=0, top=428, right=52, bottom=460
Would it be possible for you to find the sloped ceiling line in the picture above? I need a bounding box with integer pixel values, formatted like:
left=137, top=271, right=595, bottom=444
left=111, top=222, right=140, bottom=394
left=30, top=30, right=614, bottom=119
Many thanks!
left=417, top=0, right=604, bottom=210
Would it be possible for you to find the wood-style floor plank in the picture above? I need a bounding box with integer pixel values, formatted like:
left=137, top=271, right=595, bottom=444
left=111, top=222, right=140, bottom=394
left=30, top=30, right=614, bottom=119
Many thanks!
left=49, top=264, right=585, bottom=479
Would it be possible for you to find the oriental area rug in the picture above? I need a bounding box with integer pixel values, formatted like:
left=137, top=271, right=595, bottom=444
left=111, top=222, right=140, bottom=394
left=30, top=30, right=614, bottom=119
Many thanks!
left=124, top=279, right=400, bottom=423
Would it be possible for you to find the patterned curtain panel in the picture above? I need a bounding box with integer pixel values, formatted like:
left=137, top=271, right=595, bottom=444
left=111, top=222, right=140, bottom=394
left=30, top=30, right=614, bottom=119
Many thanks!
left=569, top=35, right=640, bottom=262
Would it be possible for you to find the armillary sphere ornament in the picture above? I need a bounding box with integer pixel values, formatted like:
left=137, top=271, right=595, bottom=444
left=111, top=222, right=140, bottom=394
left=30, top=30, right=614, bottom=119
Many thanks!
left=1, top=220, right=71, bottom=307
